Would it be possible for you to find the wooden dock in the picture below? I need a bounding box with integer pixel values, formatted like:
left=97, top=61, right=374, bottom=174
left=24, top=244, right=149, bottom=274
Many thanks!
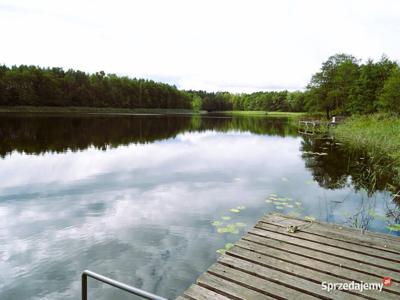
left=178, top=213, right=400, bottom=300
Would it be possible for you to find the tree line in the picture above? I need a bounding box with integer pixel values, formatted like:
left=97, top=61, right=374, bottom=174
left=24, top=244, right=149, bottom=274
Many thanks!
left=0, top=65, right=192, bottom=109
left=186, top=90, right=305, bottom=112
left=187, top=54, right=400, bottom=116
left=1, top=54, right=399, bottom=116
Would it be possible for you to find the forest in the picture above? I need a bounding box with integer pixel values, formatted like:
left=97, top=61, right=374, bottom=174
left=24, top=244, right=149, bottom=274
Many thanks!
left=0, top=65, right=192, bottom=109
left=0, top=53, right=399, bottom=116
left=187, top=54, right=400, bottom=116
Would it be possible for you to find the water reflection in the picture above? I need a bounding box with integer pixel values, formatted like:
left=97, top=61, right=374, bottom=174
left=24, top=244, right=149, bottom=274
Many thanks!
left=300, top=135, right=398, bottom=194
left=0, top=113, right=296, bottom=157
left=0, top=113, right=398, bottom=300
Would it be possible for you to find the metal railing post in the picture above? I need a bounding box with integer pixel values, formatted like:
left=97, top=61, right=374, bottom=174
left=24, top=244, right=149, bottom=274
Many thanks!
left=81, top=270, right=168, bottom=300
left=82, top=273, right=88, bottom=300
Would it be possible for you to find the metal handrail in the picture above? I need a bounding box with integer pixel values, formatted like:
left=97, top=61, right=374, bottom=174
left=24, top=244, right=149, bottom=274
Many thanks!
left=82, top=270, right=168, bottom=300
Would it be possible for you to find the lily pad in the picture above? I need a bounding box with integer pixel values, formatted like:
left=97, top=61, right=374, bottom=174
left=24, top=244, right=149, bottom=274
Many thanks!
left=237, top=206, right=246, bottom=210
left=224, top=243, right=234, bottom=250
left=230, top=208, right=240, bottom=213
left=387, top=224, right=400, bottom=232
left=235, top=222, right=247, bottom=227
left=270, top=193, right=278, bottom=197
left=265, top=199, right=273, bottom=203
left=211, top=221, right=223, bottom=226
left=217, top=224, right=239, bottom=234
left=216, top=249, right=226, bottom=254
left=295, top=202, right=302, bottom=206
left=286, top=204, right=294, bottom=208
left=221, top=216, right=231, bottom=220
left=276, top=206, right=284, bottom=210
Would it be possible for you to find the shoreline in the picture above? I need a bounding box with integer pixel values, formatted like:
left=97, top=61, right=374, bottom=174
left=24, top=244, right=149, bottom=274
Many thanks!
left=0, top=106, right=204, bottom=115
left=0, top=106, right=306, bottom=117
left=333, top=114, right=400, bottom=185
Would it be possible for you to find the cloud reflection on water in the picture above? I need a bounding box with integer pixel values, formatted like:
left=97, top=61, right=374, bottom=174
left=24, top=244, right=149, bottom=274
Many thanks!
left=0, top=130, right=393, bottom=299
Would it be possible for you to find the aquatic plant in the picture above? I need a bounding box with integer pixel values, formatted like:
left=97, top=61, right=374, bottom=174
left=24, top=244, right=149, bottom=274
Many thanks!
left=235, top=222, right=247, bottom=227
left=216, top=242, right=235, bottom=255
left=211, top=221, right=223, bottom=226
left=217, top=224, right=240, bottom=234
left=387, top=224, right=400, bottom=232
left=334, top=114, right=400, bottom=185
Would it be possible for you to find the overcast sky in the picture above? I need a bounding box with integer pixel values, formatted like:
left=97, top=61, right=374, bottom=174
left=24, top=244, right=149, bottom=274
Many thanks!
left=1, top=0, right=399, bottom=92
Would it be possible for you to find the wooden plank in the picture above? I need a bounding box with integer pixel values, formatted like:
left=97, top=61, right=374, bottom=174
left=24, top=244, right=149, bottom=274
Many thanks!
left=183, top=284, right=231, bottom=300
left=207, top=263, right=318, bottom=300
left=253, top=224, right=399, bottom=271
left=263, top=214, right=400, bottom=252
left=263, top=214, right=400, bottom=255
left=196, top=271, right=275, bottom=300
left=232, top=239, right=400, bottom=297
left=219, top=252, right=368, bottom=300
left=257, top=220, right=400, bottom=262
left=241, top=233, right=400, bottom=289
left=267, top=213, right=400, bottom=242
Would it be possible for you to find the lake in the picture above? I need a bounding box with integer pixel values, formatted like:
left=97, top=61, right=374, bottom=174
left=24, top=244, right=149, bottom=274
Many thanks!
left=0, top=113, right=398, bottom=300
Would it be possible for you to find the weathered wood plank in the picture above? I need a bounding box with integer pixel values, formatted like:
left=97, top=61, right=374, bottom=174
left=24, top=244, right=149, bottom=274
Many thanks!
left=257, top=220, right=400, bottom=262
left=253, top=224, right=400, bottom=271
left=231, top=240, right=400, bottom=297
left=263, top=214, right=400, bottom=252
left=207, top=263, right=318, bottom=300
left=183, top=284, right=231, bottom=300
left=241, top=233, right=400, bottom=290
left=219, top=252, right=369, bottom=299
left=196, top=271, right=275, bottom=300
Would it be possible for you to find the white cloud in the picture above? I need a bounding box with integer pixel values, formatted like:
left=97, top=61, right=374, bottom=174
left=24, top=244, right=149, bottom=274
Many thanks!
left=0, top=0, right=399, bottom=92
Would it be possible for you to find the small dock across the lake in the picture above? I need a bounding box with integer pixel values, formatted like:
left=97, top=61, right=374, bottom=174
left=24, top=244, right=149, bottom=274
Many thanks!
left=178, top=213, right=400, bottom=300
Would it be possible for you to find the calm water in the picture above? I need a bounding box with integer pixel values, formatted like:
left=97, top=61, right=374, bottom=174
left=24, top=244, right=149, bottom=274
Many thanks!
left=0, top=113, right=399, bottom=300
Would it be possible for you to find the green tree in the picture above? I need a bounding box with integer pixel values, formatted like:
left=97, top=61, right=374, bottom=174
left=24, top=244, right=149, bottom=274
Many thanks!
left=305, top=54, right=360, bottom=118
left=378, top=66, right=400, bottom=113
left=348, top=56, right=397, bottom=114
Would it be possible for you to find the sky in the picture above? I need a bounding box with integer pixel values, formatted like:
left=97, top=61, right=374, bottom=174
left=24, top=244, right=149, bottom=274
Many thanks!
left=0, top=0, right=399, bottom=92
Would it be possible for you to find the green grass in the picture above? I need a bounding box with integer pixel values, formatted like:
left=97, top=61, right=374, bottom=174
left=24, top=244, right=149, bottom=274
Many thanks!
left=215, top=111, right=306, bottom=117
left=334, top=114, right=400, bottom=161
left=334, top=114, right=400, bottom=184
left=0, top=107, right=307, bottom=117
left=0, top=106, right=204, bottom=115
